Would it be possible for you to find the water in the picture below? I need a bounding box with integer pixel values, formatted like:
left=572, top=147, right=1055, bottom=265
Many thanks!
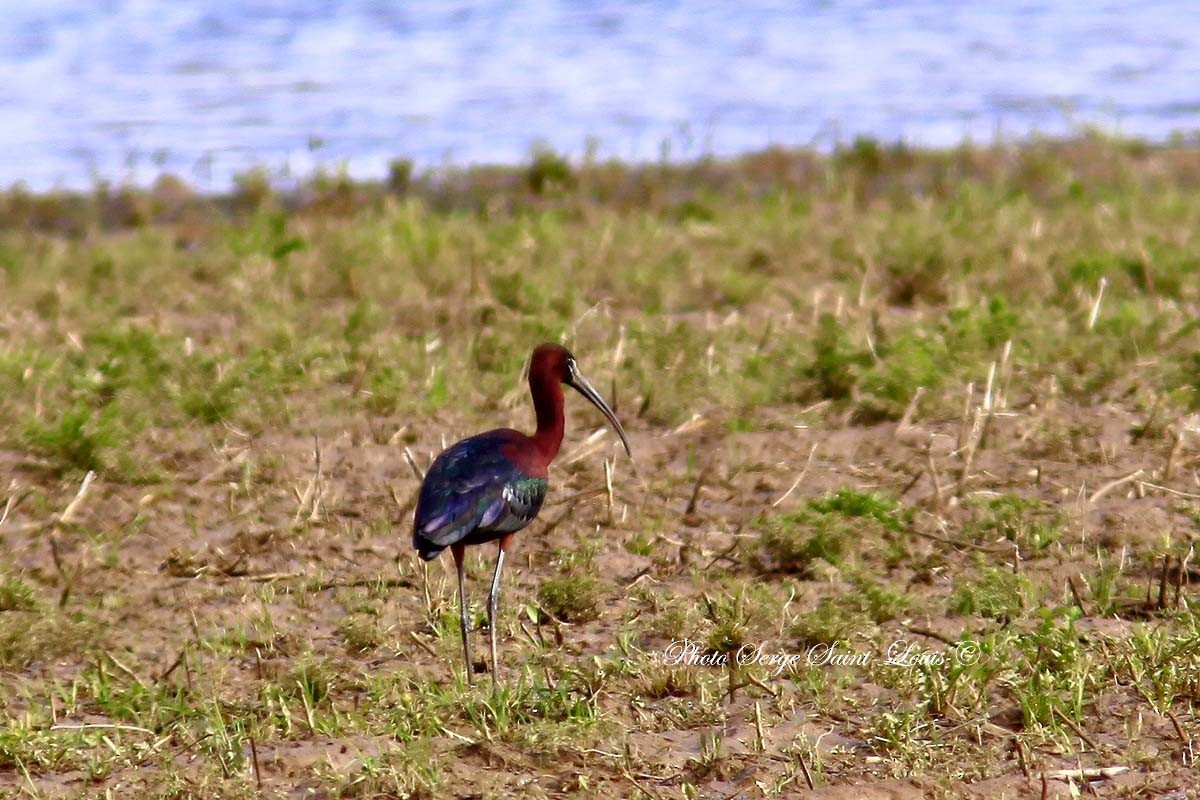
left=2, top=1, right=1198, bottom=191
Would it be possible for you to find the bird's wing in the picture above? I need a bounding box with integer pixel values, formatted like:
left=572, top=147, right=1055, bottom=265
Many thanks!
left=412, top=433, right=546, bottom=554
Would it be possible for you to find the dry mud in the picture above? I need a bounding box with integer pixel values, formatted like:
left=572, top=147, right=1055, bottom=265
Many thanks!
left=2, top=388, right=1197, bottom=797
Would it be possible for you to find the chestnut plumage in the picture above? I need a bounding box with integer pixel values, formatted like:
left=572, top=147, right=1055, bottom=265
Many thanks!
left=412, top=343, right=632, bottom=684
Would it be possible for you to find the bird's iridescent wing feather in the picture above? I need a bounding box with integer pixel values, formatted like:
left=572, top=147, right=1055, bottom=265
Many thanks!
left=413, top=430, right=547, bottom=560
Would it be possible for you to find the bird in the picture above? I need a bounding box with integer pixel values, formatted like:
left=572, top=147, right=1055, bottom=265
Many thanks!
left=412, top=343, right=632, bottom=685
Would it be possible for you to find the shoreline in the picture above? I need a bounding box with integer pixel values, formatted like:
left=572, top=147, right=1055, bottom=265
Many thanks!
left=3, top=132, right=1200, bottom=233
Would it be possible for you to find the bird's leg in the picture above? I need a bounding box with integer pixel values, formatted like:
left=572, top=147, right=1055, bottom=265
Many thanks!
left=451, top=543, right=474, bottom=686
left=488, top=535, right=512, bottom=687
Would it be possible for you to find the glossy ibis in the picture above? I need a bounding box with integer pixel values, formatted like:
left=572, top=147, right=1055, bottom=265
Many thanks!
left=413, top=343, right=632, bottom=684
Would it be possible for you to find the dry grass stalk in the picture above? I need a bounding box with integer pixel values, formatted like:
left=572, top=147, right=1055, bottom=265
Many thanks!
left=604, top=458, right=616, bottom=526
left=1164, top=428, right=1184, bottom=481
left=1138, top=481, right=1200, bottom=500
left=42, top=470, right=98, bottom=607
left=925, top=438, right=944, bottom=510
left=1166, top=711, right=1191, bottom=750
left=1043, top=766, right=1128, bottom=780
left=1088, top=468, right=1144, bottom=504
left=564, top=428, right=610, bottom=463
left=248, top=736, right=262, bottom=790
left=389, top=484, right=420, bottom=523
left=958, top=382, right=975, bottom=451
left=1014, top=738, right=1031, bottom=777
left=199, top=449, right=249, bottom=484
left=0, top=482, right=35, bottom=531
left=60, top=471, right=97, bottom=525
left=1045, top=374, right=1059, bottom=415
left=292, top=437, right=325, bottom=526
left=51, top=723, right=156, bottom=735
left=895, top=386, right=926, bottom=436
left=1087, top=276, right=1108, bottom=330
left=386, top=425, right=408, bottom=445
left=611, top=323, right=626, bottom=370
left=1053, top=706, right=1100, bottom=751
left=982, top=361, right=997, bottom=414
left=957, top=407, right=985, bottom=497
left=1067, top=576, right=1089, bottom=615
left=796, top=746, right=816, bottom=790
left=772, top=443, right=819, bottom=507
left=997, top=339, right=1013, bottom=411
left=402, top=445, right=426, bottom=481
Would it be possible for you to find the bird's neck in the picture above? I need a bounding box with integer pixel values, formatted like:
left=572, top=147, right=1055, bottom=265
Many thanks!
left=530, top=372, right=564, bottom=465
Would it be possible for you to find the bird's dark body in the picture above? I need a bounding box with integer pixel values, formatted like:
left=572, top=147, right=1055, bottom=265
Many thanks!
left=413, top=429, right=549, bottom=561
left=409, top=343, right=632, bottom=685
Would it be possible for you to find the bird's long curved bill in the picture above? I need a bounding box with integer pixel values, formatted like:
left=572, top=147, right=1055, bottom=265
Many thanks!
left=567, top=368, right=633, bottom=458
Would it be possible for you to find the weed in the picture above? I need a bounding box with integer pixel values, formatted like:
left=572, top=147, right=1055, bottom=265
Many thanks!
left=949, top=562, right=1030, bottom=620
left=964, top=494, right=1064, bottom=551
left=808, top=489, right=908, bottom=533
left=0, top=576, right=36, bottom=611
left=758, top=509, right=853, bottom=576
left=537, top=574, right=601, bottom=622
left=789, top=597, right=872, bottom=647
left=803, top=314, right=866, bottom=402
left=23, top=405, right=122, bottom=474
left=338, top=615, right=385, bottom=654
left=0, top=609, right=97, bottom=670
left=758, top=490, right=907, bottom=575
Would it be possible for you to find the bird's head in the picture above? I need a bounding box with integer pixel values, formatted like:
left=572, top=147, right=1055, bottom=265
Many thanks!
left=530, top=343, right=633, bottom=458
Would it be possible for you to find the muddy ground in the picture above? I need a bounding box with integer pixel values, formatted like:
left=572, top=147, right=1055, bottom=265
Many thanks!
left=2, top=390, right=1197, bottom=797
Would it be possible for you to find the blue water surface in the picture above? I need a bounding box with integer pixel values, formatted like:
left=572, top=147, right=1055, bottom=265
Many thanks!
left=1, top=1, right=1197, bottom=189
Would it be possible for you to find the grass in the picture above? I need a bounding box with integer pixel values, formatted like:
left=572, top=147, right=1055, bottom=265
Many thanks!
left=1, top=134, right=1199, bottom=796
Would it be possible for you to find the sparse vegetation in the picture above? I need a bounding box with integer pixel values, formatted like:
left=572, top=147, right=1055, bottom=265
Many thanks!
left=537, top=573, right=602, bottom=623
left=1, top=136, right=1199, bottom=796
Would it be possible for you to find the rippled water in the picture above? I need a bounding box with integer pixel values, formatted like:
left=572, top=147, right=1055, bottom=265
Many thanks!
left=2, top=1, right=1198, bottom=190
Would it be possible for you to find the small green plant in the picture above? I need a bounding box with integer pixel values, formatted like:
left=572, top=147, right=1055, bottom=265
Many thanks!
left=759, top=507, right=854, bottom=576
left=790, top=596, right=871, bottom=646
left=849, top=575, right=911, bottom=622
left=639, top=664, right=700, bottom=699
left=803, top=313, right=866, bottom=401
left=640, top=595, right=699, bottom=642
left=809, top=489, right=908, bottom=533
left=759, top=490, right=907, bottom=576
left=949, top=563, right=1029, bottom=620
left=857, top=333, right=946, bottom=421
left=0, top=609, right=96, bottom=670
left=702, top=592, right=751, bottom=654
left=286, top=658, right=334, bottom=706
left=23, top=405, right=121, bottom=474
left=538, top=574, right=601, bottom=622
left=1120, top=622, right=1200, bottom=714
left=0, top=577, right=36, bottom=611
left=178, top=357, right=243, bottom=423
left=964, top=494, right=1063, bottom=551
left=1008, top=609, right=1092, bottom=728
left=337, top=615, right=384, bottom=654
left=625, top=531, right=655, bottom=557
left=871, top=708, right=932, bottom=760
